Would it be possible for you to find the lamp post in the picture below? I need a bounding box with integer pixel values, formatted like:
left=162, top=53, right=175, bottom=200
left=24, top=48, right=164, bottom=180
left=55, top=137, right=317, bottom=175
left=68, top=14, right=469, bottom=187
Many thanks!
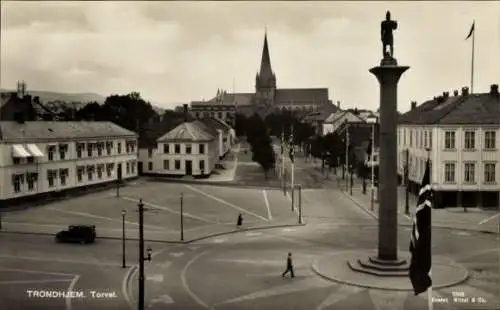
left=138, top=199, right=153, bottom=310
left=404, top=148, right=410, bottom=215
left=121, top=209, right=126, bottom=268
left=367, top=117, right=378, bottom=211
left=298, top=184, right=302, bottom=224
left=345, top=123, right=350, bottom=190
left=180, top=193, right=184, bottom=241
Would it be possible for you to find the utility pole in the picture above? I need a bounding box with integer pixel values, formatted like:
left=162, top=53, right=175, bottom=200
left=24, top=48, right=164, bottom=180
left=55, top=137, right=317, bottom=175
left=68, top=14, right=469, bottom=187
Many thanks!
left=345, top=123, right=350, bottom=192
left=122, top=209, right=126, bottom=268
left=298, top=184, right=302, bottom=224
left=404, top=149, right=410, bottom=215
left=180, top=193, right=184, bottom=241
left=138, top=199, right=152, bottom=310
left=290, top=125, right=295, bottom=211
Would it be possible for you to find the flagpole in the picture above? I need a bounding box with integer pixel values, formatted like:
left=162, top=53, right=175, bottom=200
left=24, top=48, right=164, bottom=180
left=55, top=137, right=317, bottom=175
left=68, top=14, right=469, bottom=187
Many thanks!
left=471, top=20, right=475, bottom=94
left=426, top=148, right=433, bottom=310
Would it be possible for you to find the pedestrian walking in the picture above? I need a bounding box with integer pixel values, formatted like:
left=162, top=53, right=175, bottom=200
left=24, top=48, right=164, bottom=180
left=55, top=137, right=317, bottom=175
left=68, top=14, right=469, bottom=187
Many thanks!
left=281, top=252, right=295, bottom=278
left=236, top=213, right=243, bottom=228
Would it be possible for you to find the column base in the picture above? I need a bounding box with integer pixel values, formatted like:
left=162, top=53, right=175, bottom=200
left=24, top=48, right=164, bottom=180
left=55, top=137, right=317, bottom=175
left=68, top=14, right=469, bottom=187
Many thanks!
left=348, top=255, right=409, bottom=277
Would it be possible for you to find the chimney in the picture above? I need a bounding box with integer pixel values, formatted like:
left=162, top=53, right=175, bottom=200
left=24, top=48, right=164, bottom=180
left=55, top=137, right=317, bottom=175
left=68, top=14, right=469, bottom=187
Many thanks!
left=337, top=101, right=341, bottom=109
left=411, top=101, right=417, bottom=110
left=490, top=84, right=499, bottom=96
left=461, top=87, right=469, bottom=96
left=183, top=104, right=189, bottom=122
left=453, top=89, right=459, bottom=96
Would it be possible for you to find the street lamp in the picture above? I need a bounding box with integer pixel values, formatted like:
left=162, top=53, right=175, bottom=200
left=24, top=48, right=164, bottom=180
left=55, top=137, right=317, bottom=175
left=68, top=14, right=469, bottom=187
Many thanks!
left=180, top=193, right=184, bottom=241
left=121, top=209, right=126, bottom=268
left=138, top=199, right=153, bottom=310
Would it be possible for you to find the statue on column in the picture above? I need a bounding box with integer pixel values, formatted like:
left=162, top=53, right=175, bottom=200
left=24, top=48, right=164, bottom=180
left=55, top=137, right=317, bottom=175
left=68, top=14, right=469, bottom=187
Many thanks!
left=381, top=11, right=398, bottom=58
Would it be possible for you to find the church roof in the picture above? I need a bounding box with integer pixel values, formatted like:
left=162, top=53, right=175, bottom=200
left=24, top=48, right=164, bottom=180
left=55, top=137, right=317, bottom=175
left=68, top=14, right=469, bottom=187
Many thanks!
left=191, top=92, right=254, bottom=106
left=275, top=88, right=329, bottom=105
left=259, top=31, right=274, bottom=79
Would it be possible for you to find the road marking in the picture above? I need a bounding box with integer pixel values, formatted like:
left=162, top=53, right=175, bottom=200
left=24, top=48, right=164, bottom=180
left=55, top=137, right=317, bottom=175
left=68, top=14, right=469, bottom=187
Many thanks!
left=156, top=261, right=172, bottom=269
left=262, top=190, right=273, bottom=220
left=185, top=185, right=268, bottom=222
left=478, top=213, right=499, bottom=225
left=282, top=228, right=296, bottom=232
left=454, top=231, right=471, bottom=236
left=149, top=294, right=174, bottom=306
left=181, top=251, right=210, bottom=309
left=46, top=207, right=166, bottom=230
left=170, top=252, right=184, bottom=258
left=121, top=196, right=216, bottom=224
left=66, top=275, right=79, bottom=310
left=245, top=232, right=263, bottom=237
left=146, top=274, right=164, bottom=282
left=0, top=268, right=76, bottom=277
left=0, top=255, right=118, bottom=266
left=317, top=286, right=364, bottom=310
left=212, top=238, right=228, bottom=243
left=398, top=211, right=412, bottom=222
left=0, top=279, right=74, bottom=285
left=216, top=277, right=332, bottom=306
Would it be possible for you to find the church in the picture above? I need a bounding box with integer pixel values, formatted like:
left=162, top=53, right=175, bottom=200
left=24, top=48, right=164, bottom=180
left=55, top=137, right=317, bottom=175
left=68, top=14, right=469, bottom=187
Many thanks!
left=190, top=31, right=334, bottom=123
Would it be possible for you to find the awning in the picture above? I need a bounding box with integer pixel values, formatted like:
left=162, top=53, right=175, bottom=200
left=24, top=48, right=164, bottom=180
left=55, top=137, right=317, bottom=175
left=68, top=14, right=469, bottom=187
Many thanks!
left=26, top=144, right=44, bottom=157
left=12, top=145, right=31, bottom=158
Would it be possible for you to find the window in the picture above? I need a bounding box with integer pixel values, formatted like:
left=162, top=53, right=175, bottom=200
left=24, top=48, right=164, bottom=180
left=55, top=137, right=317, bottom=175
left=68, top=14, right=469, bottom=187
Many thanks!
left=424, top=131, right=428, bottom=148
left=87, top=166, right=94, bottom=181
left=27, top=173, right=37, bottom=191
left=47, top=170, right=56, bottom=187
left=148, top=148, right=153, bottom=158
left=59, top=168, right=68, bottom=186
left=485, top=131, right=496, bottom=149
left=444, top=163, right=455, bottom=183
left=106, top=164, right=113, bottom=177
left=106, top=142, right=112, bottom=155
left=13, top=157, right=21, bottom=165
left=117, top=142, right=122, bottom=154
left=464, top=131, right=475, bottom=150
left=148, top=162, right=153, bottom=170
left=163, top=160, right=169, bottom=170
left=87, top=143, right=93, bottom=157
left=428, top=160, right=432, bottom=183
left=199, top=144, right=205, bottom=154
left=444, top=131, right=455, bottom=149
left=199, top=160, right=205, bottom=171
left=175, top=144, right=181, bottom=154
left=484, top=163, right=496, bottom=183
left=175, top=160, right=181, bottom=170
left=429, top=131, right=433, bottom=148
left=464, top=162, right=475, bottom=183
left=218, top=112, right=222, bottom=119
left=126, top=143, right=130, bottom=153
left=59, top=144, right=68, bottom=160
left=12, top=174, right=23, bottom=193
left=27, top=156, right=34, bottom=163
left=131, top=161, right=136, bottom=174
left=77, top=167, right=84, bottom=182
left=403, top=129, right=406, bottom=146
left=77, top=143, right=83, bottom=158
left=186, top=144, right=192, bottom=154
left=409, top=130, right=413, bottom=147
left=126, top=162, right=130, bottom=174
left=97, top=142, right=103, bottom=156
left=163, top=144, right=170, bottom=154
left=48, top=146, right=56, bottom=161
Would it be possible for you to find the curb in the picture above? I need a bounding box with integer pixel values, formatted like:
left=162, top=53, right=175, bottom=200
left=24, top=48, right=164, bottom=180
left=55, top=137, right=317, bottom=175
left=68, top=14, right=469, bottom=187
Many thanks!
left=122, top=265, right=138, bottom=310
left=340, top=191, right=499, bottom=235
left=0, top=223, right=306, bottom=244
left=146, top=177, right=287, bottom=191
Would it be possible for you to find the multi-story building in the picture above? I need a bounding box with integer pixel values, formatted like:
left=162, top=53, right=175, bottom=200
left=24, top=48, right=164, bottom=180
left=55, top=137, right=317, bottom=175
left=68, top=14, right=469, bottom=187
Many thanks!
left=397, top=85, right=499, bottom=208
left=0, top=121, right=138, bottom=205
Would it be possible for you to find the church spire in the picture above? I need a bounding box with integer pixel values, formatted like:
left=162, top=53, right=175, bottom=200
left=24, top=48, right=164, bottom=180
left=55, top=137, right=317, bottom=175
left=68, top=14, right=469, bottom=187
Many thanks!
left=259, top=29, right=273, bottom=78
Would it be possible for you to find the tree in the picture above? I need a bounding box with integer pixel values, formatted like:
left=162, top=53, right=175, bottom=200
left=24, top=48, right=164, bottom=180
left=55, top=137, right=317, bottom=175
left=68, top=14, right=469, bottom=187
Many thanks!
left=246, top=113, right=276, bottom=179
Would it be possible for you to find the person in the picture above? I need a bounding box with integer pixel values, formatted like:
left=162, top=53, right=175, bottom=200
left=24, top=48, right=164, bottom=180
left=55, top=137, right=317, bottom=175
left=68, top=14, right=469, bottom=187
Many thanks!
left=282, top=252, right=295, bottom=278
left=236, top=213, right=243, bottom=228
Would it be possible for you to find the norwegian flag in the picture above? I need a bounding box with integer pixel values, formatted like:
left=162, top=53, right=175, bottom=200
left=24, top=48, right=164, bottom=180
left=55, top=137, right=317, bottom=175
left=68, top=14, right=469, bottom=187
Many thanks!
left=409, top=159, right=432, bottom=296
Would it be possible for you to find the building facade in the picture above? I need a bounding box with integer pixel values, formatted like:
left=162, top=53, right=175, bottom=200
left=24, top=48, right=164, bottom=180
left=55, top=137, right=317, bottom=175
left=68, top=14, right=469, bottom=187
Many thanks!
left=397, top=85, right=500, bottom=208
left=0, top=121, right=138, bottom=204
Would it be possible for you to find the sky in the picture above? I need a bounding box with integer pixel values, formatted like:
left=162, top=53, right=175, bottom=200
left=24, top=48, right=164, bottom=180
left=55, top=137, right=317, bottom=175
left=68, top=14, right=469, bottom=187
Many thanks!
left=1, top=1, right=499, bottom=111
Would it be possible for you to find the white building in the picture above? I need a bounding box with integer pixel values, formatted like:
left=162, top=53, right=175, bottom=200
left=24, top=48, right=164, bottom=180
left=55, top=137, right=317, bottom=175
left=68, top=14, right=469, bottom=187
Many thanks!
left=322, top=110, right=365, bottom=136
left=0, top=121, right=138, bottom=204
left=397, top=85, right=500, bottom=208
left=149, top=121, right=219, bottom=176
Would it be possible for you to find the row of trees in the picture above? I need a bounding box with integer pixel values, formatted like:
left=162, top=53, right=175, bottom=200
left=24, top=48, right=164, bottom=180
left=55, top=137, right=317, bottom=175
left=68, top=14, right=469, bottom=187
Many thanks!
left=245, top=114, right=276, bottom=179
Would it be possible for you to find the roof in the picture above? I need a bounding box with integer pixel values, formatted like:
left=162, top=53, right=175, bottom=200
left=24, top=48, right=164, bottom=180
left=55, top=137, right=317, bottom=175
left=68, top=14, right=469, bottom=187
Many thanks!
left=200, top=118, right=232, bottom=133
left=0, top=121, right=137, bottom=142
left=275, top=88, right=329, bottom=105
left=157, top=121, right=215, bottom=142
left=303, top=104, right=340, bottom=122
left=399, top=92, right=500, bottom=125
left=191, top=93, right=254, bottom=107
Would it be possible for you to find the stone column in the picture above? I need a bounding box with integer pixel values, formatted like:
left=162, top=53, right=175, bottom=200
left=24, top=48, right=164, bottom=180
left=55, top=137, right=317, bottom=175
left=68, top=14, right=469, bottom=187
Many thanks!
left=370, top=56, right=409, bottom=261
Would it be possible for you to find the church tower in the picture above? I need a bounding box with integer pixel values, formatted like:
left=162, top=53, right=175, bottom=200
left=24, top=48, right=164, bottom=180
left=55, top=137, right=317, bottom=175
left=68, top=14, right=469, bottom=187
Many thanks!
left=255, top=30, right=276, bottom=104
